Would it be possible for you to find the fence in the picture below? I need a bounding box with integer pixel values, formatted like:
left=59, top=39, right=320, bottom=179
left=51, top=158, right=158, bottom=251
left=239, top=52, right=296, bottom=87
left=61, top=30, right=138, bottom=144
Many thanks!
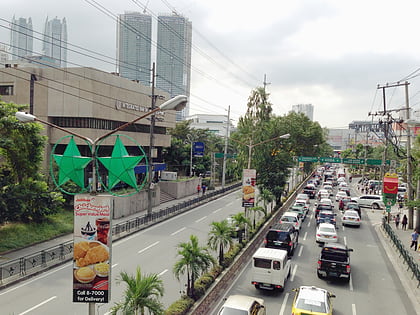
left=0, top=182, right=241, bottom=289
left=382, top=217, right=420, bottom=288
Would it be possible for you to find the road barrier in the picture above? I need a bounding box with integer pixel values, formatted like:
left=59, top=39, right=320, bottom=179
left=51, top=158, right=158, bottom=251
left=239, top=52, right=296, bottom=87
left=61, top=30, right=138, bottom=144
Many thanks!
left=0, top=182, right=241, bottom=289
left=382, top=217, right=420, bottom=288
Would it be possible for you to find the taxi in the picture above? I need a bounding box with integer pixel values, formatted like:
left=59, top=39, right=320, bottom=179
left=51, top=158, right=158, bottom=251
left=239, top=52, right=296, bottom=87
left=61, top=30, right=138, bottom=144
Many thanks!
left=291, top=285, right=335, bottom=315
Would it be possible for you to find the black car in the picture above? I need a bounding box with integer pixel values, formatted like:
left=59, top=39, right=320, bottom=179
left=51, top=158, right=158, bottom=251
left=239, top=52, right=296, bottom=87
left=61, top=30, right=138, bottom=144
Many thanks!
left=316, top=210, right=337, bottom=227
left=317, top=242, right=353, bottom=282
left=264, top=223, right=299, bottom=256
left=315, top=203, right=333, bottom=218
left=303, top=185, right=317, bottom=199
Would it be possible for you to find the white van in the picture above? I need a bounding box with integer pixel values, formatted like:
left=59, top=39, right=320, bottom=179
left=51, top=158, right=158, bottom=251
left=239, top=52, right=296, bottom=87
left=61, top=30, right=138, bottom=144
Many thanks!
left=251, top=247, right=291, bottom=291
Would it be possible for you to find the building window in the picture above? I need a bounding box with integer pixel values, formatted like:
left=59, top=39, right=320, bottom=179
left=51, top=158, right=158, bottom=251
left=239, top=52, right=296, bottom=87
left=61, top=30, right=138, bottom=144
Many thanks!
left=0, top=85, right=13, bottom=95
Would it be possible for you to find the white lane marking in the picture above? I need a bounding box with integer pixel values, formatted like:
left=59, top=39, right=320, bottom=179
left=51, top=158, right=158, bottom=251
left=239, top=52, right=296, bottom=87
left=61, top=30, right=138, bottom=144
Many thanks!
left=303, top=231, right=307, bottom=241
left=196, top=216, right=207, bottom=223
left=344, top=236, right=347, bottom=246
left=18, top=296, right=57, bottom=315
left=349, top=275, right=354, bottom=291
left=158, top=269, right=168, bottom=277
left=171, top=227, right=186, bottom=236
left=278, top=292, right=289, bottom=315
left=213, top=208, right=223, bottom=213
left=290, top=264, right=298, bottom=282
left=307, top=220, right=311, bottom=228
left=226, top=201, right=234, bottom=207
left=0, top=262, right=71, bottom=296
left=352, top=303, right=357, bottom=315
left=138, top=241, right=160, bottom=254
left=298, top=244, right=303, bottom=257
left=112, top=263, right=118, bottom=268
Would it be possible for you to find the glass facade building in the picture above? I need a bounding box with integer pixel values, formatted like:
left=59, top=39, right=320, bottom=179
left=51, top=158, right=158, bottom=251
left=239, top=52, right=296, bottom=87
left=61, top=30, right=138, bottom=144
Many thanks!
left=10, top=16, right=33, bottom=60
left=42, top=17, right=67, bottom=67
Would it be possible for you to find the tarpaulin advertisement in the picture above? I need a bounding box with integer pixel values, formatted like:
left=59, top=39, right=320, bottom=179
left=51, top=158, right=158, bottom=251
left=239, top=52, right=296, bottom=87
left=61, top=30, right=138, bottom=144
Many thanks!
left=242, top=169, right=256, bottom=207
left=73, top=194, right=112, bottom=303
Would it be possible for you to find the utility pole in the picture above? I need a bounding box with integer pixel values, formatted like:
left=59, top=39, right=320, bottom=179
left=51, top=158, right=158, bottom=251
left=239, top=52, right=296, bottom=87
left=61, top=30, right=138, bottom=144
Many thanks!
left=148, top=62, right=157, bottom=216
left=404, top=82, right=415, bottom=229
left=221, top=105, right=230, bottom=189
left=263, top=74, right=270, bottom=94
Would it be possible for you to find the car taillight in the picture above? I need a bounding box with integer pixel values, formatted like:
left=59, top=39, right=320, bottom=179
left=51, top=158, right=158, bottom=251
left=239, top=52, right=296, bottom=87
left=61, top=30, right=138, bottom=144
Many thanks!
left=317, top=260, right=321, bottom=269
left=316, top=233, right=321, bottom=237
left=333, top=235, right=337, bottom=238
left=289, top=241, right=292, bottom=247
left=263, top=239, right=267, bottom=244
left=343, top=217, right=347, bottom=220
left=356, top=218, right=360, bottom=221
left=346, top=264, right=351, bottom=273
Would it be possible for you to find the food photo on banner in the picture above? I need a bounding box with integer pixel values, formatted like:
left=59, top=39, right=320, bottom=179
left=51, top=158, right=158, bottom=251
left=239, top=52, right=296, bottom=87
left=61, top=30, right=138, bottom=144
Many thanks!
left=73, top=194, right=112, bottom=303
left=242, top=169, right=256, bottom=207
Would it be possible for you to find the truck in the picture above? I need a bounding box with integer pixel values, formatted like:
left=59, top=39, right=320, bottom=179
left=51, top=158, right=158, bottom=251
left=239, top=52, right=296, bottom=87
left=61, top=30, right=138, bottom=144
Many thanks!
left=251, top=247, right=291, bottom=291
left=317, top=242, right=353, bottom=282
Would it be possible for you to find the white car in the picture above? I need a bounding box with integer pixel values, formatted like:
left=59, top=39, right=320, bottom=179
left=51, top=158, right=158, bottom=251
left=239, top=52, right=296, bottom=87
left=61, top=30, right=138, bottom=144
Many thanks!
left=335, top=191, right=348, bottom=202
left=280, top=212, right=302, bottom=230
left=355, top=195, right=385, bottom=209
left=319, top=198, right=333, bottom=208
left=342, top=210, right=361, bottom=227
left=316, top=223, right=338, bottom=243
left=296, top=193, right=310, bottom=204
left=218, top=295, right=266, bottom=315
left=318, top=189, right=330, bottom=200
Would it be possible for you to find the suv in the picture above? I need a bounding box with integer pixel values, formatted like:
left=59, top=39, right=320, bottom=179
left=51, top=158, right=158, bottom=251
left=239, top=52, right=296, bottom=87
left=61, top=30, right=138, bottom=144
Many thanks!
left=303, top=184, right=316, bottom=199
left=264, top=223, right=299, bottom=256
left=356, top=195, right=384, bottom=209
left=317, top=242, right=353, bottom=282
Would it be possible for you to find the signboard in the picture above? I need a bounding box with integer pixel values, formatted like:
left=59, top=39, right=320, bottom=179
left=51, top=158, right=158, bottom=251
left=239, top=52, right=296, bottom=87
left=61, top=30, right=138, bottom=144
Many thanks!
left=73, top=194, right=112, bottom=304
left=215, top=152, right=237, bottom=158
left=298, top=156, right=319, bottom=162
left=383, top=173, right=398, bottom=206
left=366, top=159, right=382, bottom=166
left=342, top=158, right=365, bottom=165
left=193, top=142, right=205, bottom=157
left=242, top=169, right=256, bottom=207
left=319, top=157, right=341, bottom=163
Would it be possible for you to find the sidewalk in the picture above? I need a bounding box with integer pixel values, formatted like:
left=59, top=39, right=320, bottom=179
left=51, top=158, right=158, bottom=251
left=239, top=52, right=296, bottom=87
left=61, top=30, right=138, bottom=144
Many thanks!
left=0, top=187, right=230, bottom=263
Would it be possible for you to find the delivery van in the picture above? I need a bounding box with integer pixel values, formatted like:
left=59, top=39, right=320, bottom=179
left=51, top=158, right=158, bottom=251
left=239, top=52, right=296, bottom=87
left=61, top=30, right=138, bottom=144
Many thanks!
left=251, top=247, right=291, bottom=291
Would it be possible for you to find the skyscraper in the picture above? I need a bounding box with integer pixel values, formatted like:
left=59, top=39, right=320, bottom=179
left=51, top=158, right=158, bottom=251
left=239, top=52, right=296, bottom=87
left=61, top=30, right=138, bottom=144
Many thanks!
left=42, top=17, right=67, bottom=67
left=292, top=104, right=314, bottom=121
left=156, top=14, right=192, bottom=121
left=10, top=16, right=33, bottom=60
left=117, top=12, right=152, bottom=85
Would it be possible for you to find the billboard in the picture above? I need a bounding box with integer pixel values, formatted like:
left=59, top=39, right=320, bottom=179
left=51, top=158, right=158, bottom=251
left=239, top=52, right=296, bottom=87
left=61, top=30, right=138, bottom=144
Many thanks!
left=242, top=169, right=256, bottom=207
left=73, top=194, right=112, bottom=303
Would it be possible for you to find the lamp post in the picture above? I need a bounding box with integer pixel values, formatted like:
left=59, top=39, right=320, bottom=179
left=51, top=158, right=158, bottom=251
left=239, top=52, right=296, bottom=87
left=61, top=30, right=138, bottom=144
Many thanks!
left=15, top=94, right=187, bottom=315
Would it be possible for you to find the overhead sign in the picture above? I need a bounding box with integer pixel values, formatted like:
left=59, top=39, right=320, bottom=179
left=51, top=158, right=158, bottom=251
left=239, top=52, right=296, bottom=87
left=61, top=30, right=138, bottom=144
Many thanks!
left=73, top=194, right=112, bottom=304
left=319, top=157, right=341, bottom=163
left=215, top=153, right=237, bottom=158
left=193, top=142, right=205, bottom=157
left=342, top=158, right=365, bottom=165
left=298, top=156, right=319, bottom=162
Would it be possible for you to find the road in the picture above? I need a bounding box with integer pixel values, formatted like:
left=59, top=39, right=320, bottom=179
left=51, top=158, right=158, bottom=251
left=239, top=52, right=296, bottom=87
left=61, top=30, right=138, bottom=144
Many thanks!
left=0, top=190, right=245, bottom=315
left=209, top=182, right=418, bottom=315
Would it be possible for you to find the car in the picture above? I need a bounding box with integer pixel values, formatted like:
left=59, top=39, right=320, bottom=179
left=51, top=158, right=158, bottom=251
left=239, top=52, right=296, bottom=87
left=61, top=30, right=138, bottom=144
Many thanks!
left=335, top=191, right=348, bottom=202
left=355, top=195, right=385, bottom=209
left=342, top=210, right=361, bottom=227
left=303, top=184, right=317, bottom=199
left=296, top=193, right=310, bottom=204
left=319, top=198, right=333, bottom=208
left=294, top=201, right=309, bottom=215
left=289, top=205, right=306, bottom=221
left=317, top=242, right=353, bottom=282
left=315, top=203, right=333, bottom=218
left=264, top=223, right=299, bottom=256
left=316, top=210, right=337, bottom=227
left=316, top=223, right=338, bottom=243
left=345, top=202, right=361, bottom=217
left=280, top=212, right=302, bottom=230
left=291, top=286, right=335, bottom=315
left=317, top=189, right=329, bottom=200
left=218, top=294, right=266, bottom=315
left=323, top=184, right=334, bottom=196
left=338, top=181, right=348, bottom=188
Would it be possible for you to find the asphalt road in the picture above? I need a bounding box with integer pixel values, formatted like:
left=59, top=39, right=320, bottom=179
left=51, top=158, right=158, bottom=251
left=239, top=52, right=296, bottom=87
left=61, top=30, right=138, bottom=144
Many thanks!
left=0, top=190, right=245, bottom=315
left=209, top=184, right=418, bottom=315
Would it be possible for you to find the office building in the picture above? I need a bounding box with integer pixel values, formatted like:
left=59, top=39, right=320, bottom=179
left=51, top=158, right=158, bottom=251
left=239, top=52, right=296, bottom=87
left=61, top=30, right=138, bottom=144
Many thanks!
left=117, top=12, right=152, bottom=85
left=156, top=14, right=192, bottom=121
left=42, top=17, right=67, bottom=67
left=10, top=16, right=33, bottom=60
left=187, top=114, right=235, bottom=137
left=292, top=104, right=314, bottom=121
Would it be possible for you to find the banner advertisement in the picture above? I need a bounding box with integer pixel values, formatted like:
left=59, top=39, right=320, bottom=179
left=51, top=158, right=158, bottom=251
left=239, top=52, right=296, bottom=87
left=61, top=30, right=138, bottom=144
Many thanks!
left=73, top=194, right=112, bottom=303
left=242, top=169, right=256, bottom=207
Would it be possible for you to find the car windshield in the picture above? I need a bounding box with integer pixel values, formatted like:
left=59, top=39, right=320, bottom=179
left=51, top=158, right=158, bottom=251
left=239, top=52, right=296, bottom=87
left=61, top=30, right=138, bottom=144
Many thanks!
left=296, top=298, right=327, bottom=313
left=282, top=216, right=297, bottom=222
left=319, top=226, right=336, bottom=233
left=218, top=307, right=248, bottom=315
left=267, top=231, right=290, bottom=241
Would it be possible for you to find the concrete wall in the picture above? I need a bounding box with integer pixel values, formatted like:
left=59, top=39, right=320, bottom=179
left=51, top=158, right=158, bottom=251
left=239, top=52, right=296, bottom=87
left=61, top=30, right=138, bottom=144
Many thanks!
left=159, top=177, right=200, bottom=199
left=112, top=186, right=160, bottom=219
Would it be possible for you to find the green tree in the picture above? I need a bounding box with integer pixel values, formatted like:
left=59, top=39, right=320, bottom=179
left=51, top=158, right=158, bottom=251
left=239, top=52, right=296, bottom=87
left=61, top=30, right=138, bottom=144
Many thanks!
left=173, top=235, right=215, bottom=298
left=230, top=212, right=251, bottom=243
left=207, top=220, right=234, bottom=265
left=248, top=206, right=265, bottom=229
left=258, top=188, right=275, bottom=215
left=111, top=267, right=164, bottom=315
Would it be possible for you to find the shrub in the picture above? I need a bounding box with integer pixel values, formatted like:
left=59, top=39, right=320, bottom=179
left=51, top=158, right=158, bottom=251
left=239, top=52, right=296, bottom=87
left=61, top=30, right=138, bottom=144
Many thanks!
left=165, top=295, right=195, bottom=315
left=192, top=282, right=206, bottom=300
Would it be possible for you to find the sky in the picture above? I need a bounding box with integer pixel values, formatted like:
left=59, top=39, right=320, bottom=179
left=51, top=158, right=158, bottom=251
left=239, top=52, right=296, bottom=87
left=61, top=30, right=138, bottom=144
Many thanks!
left=1, top=0, right=420, bottom=129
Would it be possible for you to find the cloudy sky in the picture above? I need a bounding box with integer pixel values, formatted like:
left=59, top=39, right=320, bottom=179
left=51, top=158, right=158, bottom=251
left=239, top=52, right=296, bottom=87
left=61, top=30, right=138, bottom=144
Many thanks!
left=1, top=0, right=420, bottom=128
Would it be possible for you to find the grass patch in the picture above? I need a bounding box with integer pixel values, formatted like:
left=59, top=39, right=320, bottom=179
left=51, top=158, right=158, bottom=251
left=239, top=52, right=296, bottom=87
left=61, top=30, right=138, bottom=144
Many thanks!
left=0, top=209, right=73, bottom=253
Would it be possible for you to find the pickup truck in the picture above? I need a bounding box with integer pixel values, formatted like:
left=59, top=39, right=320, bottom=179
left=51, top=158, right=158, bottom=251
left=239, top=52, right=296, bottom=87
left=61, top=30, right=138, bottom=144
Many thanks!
left=317, top=243, right=353, bottom=282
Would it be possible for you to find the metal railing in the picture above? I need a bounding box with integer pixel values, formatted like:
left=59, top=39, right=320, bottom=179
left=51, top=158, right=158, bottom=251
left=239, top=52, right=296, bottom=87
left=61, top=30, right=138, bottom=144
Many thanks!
left=382, top=217, right=420, bottom=288
left=0, top=182, right=241, bottom=289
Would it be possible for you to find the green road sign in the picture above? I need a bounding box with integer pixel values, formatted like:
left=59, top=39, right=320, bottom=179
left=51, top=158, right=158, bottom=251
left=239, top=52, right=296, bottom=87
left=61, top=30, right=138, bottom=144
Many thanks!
left=215, top=153, right=237, bottom=158
left=386, top=205, right=391, bottom=213
left=342, top=158, right=365, bottom=165
left=215, top=153, right=224, bottom=158
left=366, top=159, right=382, bottom=166
left=319, top=157, right=341, bottom=163
left=298, top=156, right=319, bottom=162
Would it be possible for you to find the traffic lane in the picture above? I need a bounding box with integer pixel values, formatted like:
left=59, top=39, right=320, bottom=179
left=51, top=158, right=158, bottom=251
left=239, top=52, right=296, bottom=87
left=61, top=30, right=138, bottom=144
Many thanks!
left=0, top=192, right=242, bottom=314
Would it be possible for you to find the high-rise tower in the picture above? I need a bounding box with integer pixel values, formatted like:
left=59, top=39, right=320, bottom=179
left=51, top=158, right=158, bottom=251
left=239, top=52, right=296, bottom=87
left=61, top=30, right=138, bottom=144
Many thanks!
left=117, top=12, right=152, bottom=85
left=10, top=16, right=33, bottom=60
left=156, top=14, right=192, bottom=121
left=42, top=17, right=67, bottom=67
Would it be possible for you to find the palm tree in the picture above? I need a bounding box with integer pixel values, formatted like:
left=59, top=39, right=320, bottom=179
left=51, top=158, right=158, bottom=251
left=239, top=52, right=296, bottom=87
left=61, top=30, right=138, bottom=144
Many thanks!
left=231, top=212, right=251, bottom=243
left=173, top=235, right=215, bottom=298
left=110, top=267, right=164, bottom=315
left=208, top=220, right=234, bottom=265
left=248, top=206, right=265, bottom=229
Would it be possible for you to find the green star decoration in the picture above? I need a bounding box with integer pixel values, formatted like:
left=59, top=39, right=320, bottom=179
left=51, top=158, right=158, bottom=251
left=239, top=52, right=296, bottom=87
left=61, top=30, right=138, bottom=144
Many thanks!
left=97, top=135, right=144, bottom=190
left=53, top=137, right=92, bottom=188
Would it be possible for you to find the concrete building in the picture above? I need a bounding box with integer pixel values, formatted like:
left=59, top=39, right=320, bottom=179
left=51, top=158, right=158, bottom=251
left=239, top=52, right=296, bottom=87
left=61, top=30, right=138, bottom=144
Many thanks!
left=116, top=12, right=152, bottom=85
left=0, top=66, right=176, bottom=185
left=42, top=17, right=67, bottom=67
left=187, top=114, right=235, bottom=137
left=292, top=104, right=314, bottom=121
left=0, top=44, right=8, bottom=63
left=10, top=16, right=33, bottom=60
left=156, top=14, right=192, bottom=121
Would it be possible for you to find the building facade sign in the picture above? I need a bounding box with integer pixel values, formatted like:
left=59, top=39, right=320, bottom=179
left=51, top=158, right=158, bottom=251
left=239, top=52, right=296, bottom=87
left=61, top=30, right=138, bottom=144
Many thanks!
left=115, top=100, right=165, bottom=119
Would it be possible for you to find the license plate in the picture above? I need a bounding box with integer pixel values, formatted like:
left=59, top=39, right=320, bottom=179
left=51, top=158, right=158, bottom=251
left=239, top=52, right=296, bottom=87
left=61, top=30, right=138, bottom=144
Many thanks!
left=261, top=283, right=272, bottom=289
left=329, top=272, right=338, bottom=277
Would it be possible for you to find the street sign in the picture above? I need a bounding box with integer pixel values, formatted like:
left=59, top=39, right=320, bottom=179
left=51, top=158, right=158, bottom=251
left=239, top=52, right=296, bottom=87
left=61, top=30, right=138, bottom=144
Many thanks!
left=298, top=156, right=319, bottom=162
left=319, top=157, right=341, bottom=163
left=215, top=153, right=237, bottom=158
left=342, top=158, right=365, bottom=165
left=193, top=142, right=204, bottom=157
left=366, top=159, right=382, bottom=166
left=215, top=153, right=224, bottom=158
